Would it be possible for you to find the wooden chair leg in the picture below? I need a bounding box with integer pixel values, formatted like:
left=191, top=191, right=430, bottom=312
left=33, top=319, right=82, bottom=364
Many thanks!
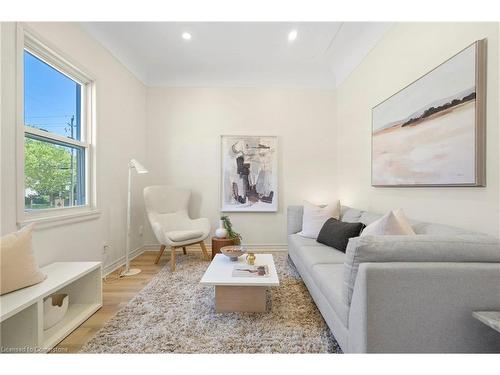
left=182, top=246, right=187, bottom=255
left=155, top=244, right=166, bottom=264
left=199, top=241, right=209, bottom=260
left=170, top=246, right=176, bottom=271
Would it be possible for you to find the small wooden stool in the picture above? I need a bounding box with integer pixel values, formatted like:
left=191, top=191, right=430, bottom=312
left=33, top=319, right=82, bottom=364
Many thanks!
left=211, top=237, right=235, bottom=260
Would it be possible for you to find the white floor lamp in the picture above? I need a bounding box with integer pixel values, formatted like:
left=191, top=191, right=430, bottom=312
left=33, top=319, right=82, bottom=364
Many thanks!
left=121, top=158, right=149, bottom=277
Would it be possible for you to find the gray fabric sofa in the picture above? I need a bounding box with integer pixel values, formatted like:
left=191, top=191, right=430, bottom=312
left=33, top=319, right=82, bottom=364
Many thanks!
left=287, top=205, right=500, bottom=353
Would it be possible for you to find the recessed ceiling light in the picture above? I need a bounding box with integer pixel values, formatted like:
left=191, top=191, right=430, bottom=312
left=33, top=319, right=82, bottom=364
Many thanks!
left=288, top=29, right=298, bottom=42
left=182, top=32, right=192, bottom=41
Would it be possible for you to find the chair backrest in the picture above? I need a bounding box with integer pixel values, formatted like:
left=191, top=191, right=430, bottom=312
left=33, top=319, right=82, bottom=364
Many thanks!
left=143, top=185, right=191, bottom=215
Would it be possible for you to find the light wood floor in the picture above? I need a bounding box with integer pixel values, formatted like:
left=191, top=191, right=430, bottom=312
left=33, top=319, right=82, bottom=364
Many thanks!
left=53, top=250, right=169, bottom=353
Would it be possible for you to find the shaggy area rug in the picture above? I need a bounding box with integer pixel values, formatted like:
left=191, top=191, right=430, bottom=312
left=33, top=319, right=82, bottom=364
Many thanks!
left=81, top=252, right=342, bottom=353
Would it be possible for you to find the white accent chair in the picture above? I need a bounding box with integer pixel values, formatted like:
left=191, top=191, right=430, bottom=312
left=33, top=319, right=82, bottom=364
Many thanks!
left=144, top=185, right=211, bottom=271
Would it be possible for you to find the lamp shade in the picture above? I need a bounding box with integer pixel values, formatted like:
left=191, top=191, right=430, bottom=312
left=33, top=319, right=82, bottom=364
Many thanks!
left=129, top=159, right=148, bottom=174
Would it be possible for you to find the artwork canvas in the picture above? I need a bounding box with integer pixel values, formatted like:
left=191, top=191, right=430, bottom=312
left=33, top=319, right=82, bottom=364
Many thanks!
left=221, top=135, right=278, bottom=212
left=372, top=40, right=486, bottom=187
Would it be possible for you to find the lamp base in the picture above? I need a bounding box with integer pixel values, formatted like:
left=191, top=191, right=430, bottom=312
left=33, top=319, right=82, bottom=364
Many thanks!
left=120, top=268, right=142, bottom=277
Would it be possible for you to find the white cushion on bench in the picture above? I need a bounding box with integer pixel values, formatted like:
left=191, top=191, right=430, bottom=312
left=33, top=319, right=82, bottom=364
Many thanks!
left=1, top=225, right=46, bottom=296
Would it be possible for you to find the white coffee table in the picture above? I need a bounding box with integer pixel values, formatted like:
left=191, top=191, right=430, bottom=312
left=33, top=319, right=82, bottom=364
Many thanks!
left=200, top=253, right=279, bottom=312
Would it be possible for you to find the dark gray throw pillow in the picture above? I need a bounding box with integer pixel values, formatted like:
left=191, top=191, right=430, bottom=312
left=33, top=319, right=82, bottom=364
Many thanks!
left=317, top=218, right=365, bottom=252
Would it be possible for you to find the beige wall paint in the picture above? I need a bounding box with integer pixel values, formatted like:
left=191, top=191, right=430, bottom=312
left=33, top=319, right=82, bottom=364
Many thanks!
left=145, top=88, right=337, bottom=246
left=336, top=22, right=500, bottom=236
left=1, top=22, right=148, bottom=269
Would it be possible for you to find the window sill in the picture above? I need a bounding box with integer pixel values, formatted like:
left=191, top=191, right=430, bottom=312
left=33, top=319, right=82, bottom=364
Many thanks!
left=19, top=208, right=101, bottom=230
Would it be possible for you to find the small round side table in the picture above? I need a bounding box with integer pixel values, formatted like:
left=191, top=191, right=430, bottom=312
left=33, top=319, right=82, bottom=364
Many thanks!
left=211, top=237, right=235, bottom=260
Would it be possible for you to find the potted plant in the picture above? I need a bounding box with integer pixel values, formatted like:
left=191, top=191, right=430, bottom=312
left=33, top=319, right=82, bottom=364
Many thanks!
left=220, top=215, right=242, bottom=245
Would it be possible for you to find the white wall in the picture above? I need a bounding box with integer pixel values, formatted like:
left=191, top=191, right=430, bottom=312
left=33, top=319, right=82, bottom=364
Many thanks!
left=336, top=22, right=500, bottom=236
left=2, top=22, right=499, bottom=275
left=145, top=88, right=337, bottom=246
left=1, top=22, right=148, bottom=270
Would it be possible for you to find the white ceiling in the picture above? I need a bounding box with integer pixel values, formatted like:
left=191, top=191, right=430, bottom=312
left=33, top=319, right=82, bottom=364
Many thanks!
left=81, top=22, right=393, bottom=88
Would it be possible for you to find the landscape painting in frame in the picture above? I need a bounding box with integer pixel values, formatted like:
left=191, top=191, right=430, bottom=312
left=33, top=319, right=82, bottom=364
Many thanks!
left=372, top=39, right=486, bottom=187
left=221, top=135, right=278, bottom=212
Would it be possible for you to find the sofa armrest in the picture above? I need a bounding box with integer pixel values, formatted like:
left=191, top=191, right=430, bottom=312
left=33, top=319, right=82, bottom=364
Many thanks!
left=287, top=205, right=303, bottom=235
left=348, top=262, right=500, bottom=353
left=343, top=234, right=500, bottom=305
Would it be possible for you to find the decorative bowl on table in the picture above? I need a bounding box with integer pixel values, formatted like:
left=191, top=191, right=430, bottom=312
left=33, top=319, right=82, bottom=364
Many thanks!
left=220, top=245, right=246, bottom=261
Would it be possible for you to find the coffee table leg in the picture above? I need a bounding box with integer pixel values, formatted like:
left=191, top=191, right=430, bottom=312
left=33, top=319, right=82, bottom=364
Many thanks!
left=215, top=286, right=267, bottom=313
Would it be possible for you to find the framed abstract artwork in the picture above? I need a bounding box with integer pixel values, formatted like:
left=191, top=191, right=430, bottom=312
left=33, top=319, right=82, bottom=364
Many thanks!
left=372, top=39, right=486, bottom=187
left=220, top=135, right=278, bottom=212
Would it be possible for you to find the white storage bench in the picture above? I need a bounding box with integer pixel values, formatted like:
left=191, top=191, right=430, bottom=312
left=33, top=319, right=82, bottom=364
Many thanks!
left=0, top=262, right=102, bottom=353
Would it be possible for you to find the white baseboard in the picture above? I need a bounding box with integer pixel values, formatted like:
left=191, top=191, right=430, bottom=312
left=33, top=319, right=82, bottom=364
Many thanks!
left=242, top=244, right=288, bottom=251
left=141, top=243, right=288, bottom=252
left=141, top=244, right=162, bottom=251
left=104, top=242, right=289, bottom=275
left=103, top=245, right=148, bottom=276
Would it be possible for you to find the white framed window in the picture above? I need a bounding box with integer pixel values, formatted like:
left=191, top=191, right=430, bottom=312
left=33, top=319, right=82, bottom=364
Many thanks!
left=16, top=25, right=99, bottom=227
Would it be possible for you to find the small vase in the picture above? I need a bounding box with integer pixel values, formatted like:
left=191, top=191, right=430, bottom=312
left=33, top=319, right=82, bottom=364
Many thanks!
left=246, top=252, right=256, bottom=265
left=215, top=220, right=228, bottom=239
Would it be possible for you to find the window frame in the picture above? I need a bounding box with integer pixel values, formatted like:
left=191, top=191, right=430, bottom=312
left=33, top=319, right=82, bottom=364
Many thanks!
left=16, top=24, right=99, bottom=228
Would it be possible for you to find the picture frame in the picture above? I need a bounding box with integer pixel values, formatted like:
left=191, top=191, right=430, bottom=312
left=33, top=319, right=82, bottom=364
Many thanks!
left=220, top=135, right=278, bottom=212
left=371, top=39, right=486, bottom=187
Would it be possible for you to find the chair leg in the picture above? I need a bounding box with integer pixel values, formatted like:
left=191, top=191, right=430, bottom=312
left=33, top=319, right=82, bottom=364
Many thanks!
left=182, top=246, right=187, bottom=255
left=170, top=246, right=176, bottom=271
left=155, top=245, right=166, bottom=264
left=199, top=241, right=209, bottom=260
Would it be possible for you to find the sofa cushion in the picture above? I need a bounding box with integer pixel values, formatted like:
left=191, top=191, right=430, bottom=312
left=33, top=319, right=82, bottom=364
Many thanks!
left=412, top=222, right=476, bottom=235
left=341, top=206, right=363, bottom=223
left=311, top=263, right=350, bottom=326
left=343, top=234, right=500, bottom=305
left=288, top=233, right=319, bottom=249
left=298, top=246, right=346, bottom=271
left=288, top=234, right=345, bottom=272
left=317, top=218, right=365, bottom=252
left=287, top=206, right=304, bottom=235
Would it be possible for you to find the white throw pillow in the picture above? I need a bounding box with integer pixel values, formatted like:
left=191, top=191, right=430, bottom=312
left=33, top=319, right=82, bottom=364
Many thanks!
left=299, top=200, right=340, bottom=239
left=1, top=224, right=46, bottom=295
left=392, top=208, right=416, bottom=235
left=361, top=209, right=415, bottom=236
